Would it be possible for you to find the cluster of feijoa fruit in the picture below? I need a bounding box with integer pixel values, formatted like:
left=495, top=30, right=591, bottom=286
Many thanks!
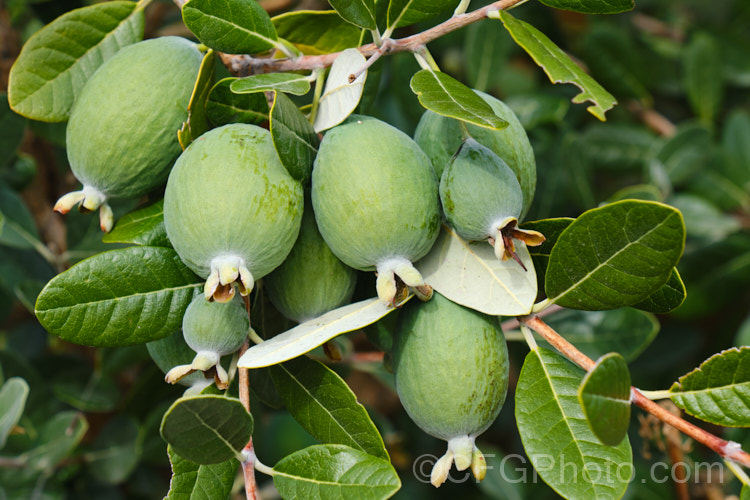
left=55, top=36, right=542, bottom=488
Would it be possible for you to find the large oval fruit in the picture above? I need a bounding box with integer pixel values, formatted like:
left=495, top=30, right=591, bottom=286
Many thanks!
left=164, top=123, right=304, bottom=302
left=440, top=138, right=544, bottom=264
left=393, top=292, right=509, bottom=486
left=311, top=116, right=440, bottom=305
left=414, top=90, right=536, bottom=218
left=55, top=37, right=202, bottom=231
left=165, top=294, right=249, bottom=389
left=265, top=200, right=357, bottom=323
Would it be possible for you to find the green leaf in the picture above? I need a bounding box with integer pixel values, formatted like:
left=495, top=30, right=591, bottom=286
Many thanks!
left=607, top=185, right=664, bottom=204
left=52, top=369, right=119, bottom=412
left=270, top=91, right=319, bottom=184
left=516, top=348, right=632, bottom=499
left=231, top=73, right=311, bottom=96
left=743, top=484, right=750, bottom=500
left=410, top=70, right=507, bottom=130
left=272, top=10, right=362, bottom=55
left=0, top=183, right=39, bottom=250
left=669, top=193, right=742, bottom=242
left=35, top=246, right=203, bottom=347
left=632, top=268, right=686, bottom=314
left=85, top=415, right=139, bottom=484
left=182, top=0, right=278, bottom=54
left=670, top=347, right=750, bottom=427
left=205, top=78, right=269, bottom=127
left=25, top=411, right=88, bottom=473
left=237, top=297, right=407, bottom=369
left=684, top=33, right=723, bottom=125
left=538, top=0, right=633, bottom=16
left=166, top=445, right=237, bottom=500
left=545, top=200, right=685, bottom=310
left=416, top=225, right=537, bottom=316
left=578, top=353, right=631, bottom=446
left=272, top=444, right=401, bottom=499
left=0, top=377, right=29, bottom=448
left=314, top=48, right=368, bottom=133
left=178, top=49, right=216, bottom=150
left=8, top=1, right=144, bottom=122
left=270, top=356, right=388, bottom=459
left=581, top=124, right=659, bottom=171
left=0, top=92, right=25, bottom=169
left=521, top=217, right=573, bottom=294
left=723, top=111, right=750, bottom=184
left=160, top=395, right=253, bottom=464
left=329, top=0, right=376, bottom=29
left=496, top=11, right=617, bottom=121
left=102, top=199, right=170, bottom=248
left=387, top=0, right=459, bottom=30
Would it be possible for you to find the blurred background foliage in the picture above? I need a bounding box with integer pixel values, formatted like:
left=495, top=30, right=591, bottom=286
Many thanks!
left=0, top=0, right=749, bottom=498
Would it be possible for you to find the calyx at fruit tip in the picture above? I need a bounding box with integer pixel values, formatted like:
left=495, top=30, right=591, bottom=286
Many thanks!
left=205, top=256, right=254, bottom=302
left=488, top=217, right=545, bottom=270
left=53, top=185, right=114, bottom=232
left=431, top=436, right=487, bottom=488
left=164, top=350, right=230, bottom=390
left=376, top=257, right=432, bottom=306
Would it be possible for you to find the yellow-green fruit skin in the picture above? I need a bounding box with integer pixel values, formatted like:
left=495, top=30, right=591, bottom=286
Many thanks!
left=311, top=116, right=440, bottom=271
left=414, top=90, right=535, bottom=218
left=265, top=203, right=357, bottom=323
left=393, top=293, right=509, bottom=441
left=182, top=295, right=249, bottom=356
left=66, top=37, right=202, bottom=199
left=163, top=124, right=303, bottom=280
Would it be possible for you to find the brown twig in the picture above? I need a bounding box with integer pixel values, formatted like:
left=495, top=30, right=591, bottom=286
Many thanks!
left=520, top=315, right=750, bottom=469
left=239, top=294, right=258, bottom=500
left=172, top=0, right=527, bottom=76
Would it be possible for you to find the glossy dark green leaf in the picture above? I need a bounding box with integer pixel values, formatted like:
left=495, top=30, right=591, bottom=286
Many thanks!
left=182, top=0, right=278, bottom=54
left=231, top=73, right=311, bottom=96
left=329, top=0, right=376, bottom=29
left=102, top=200, right=170, bottom=248
left=272, top=444, right=401, bottom=499
left=270, top=91, right=319, bottom=185
left=544, top=308, right=659, bottom=363
left=516, top=348, right=632, bottom=499
left=0, top=92, right=25, bottom=168
left=540, top=0, right=633, bottom=13
left=272, top=10, right=362, bottom=55
left=0, top=377, right=29, bottom=448
left=670, top=347, right=750, bottom=427
left=546, top=200, right=685, bottom=310
left=684, top=33, right=723, bottom=125
left=160, top=395, right=253, bottom=464
left=85, top=415, right=140, bottom=484
left=496, top=11, right=617, bottom=121
left=178, top=49, right=216, bottom=150
left=578, top=353, right=631, bottom=446
left=270, top=356, right=388, bottom=459
left=0, top=183, right=39, bottom=250
left=8, top=1, right=144, bottom=121
left=410, top=70, right=507, bottom=130
left=387, top=0, right=459, bottom=29
left=166, top=445, right=237, bottom=500
left=521, top=217, right=573, bottom=294
left=35, top=246, right=203, bottom=347
left=632, top=268, right=685, bottom=314
left=205, top=78, right=268, bottom=127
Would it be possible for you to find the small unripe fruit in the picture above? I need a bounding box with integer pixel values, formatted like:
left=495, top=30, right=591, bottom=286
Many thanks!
left=393, top=292, right=509, bottom=486
left=147, top=330, right=207, bottom=389
left=165, top=294, right=249, bottom=389
left=414, top=90, right=536, bottom=218
left=164, top=123, right=304, bottom=302
left=311, top=116, right=440, bottom=305
left=265, top=201, right=357, bottom=323
left=440, top=138, right=544, bottom=265
left=55, top=37, right=202, bottom=231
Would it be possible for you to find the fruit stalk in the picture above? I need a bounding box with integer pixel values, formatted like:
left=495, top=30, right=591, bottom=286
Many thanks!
left=520, top=315, right=750, bottom=469
left=238, top=339, right=259, bottom=500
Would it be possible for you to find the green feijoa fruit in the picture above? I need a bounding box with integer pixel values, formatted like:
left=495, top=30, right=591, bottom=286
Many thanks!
left=414, top=90, right=536, bottom=218
left=265, top=201, right=357, bottom=323
left=393, top=292, right=509, bottom=486
left=56, top=37, right=202, bottom=232
left=165, top=294, right=249, bottom=389
left=311, top=116, right=440, bottom=305
left=164, top=123, right=304, bottom=303
left=146, top=330, right=206, bottom=388
left=440, top=138, right=544, bottom=265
